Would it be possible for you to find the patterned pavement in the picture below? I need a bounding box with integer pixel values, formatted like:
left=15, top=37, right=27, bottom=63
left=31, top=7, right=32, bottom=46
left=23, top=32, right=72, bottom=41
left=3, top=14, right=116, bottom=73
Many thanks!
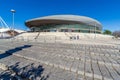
left=0, top=39, right=120, bottom=80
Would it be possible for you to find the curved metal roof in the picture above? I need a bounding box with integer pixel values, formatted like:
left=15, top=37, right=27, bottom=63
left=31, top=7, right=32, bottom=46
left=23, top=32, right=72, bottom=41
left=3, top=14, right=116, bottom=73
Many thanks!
left=25, top=15, right=102, bottom=28
left=0, top=28, right=25, bottom=33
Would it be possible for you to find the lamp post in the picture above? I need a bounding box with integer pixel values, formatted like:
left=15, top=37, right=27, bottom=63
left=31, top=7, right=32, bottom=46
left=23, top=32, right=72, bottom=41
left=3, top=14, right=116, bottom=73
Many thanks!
left=94, top=24, right=96, bottom=39
left=10, top=9, right=16, bottom=37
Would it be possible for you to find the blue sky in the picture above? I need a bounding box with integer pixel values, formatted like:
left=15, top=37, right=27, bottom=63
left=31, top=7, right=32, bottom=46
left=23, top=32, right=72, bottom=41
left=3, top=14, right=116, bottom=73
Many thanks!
left=0, top=0, right=120, bottom=31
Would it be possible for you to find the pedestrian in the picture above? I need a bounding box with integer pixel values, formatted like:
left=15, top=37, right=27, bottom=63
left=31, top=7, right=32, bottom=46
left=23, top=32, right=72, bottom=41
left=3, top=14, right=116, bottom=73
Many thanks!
left=77, top=35, right=79, bottom=40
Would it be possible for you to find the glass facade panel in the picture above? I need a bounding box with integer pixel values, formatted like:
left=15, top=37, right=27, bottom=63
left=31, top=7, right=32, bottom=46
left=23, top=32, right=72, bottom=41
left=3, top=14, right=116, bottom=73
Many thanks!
left=31, top=23, right=102, bottom=33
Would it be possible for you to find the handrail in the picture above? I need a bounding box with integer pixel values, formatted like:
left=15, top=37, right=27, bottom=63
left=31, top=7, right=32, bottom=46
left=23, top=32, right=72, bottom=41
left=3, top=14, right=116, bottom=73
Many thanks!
left=34, top=31, right=41, bottom=39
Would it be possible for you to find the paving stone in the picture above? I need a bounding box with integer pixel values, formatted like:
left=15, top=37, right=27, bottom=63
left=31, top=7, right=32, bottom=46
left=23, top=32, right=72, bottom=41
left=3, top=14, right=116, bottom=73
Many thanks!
left=92, top=60, right=103, bottom=80
left=47, top=76, right=59, bottom=80
left=77, top=74, right=83, bottom=80
left=85, top=60, right=93, bottom=78
left=70, top=59, right=80, bottom=73
left=98, top=63, right=113, bottom=80
left=105, top=64, right=120, bottom=80
left=63, top=57, right=73, bottom=71
left=77, top=60, right=85, bottom=76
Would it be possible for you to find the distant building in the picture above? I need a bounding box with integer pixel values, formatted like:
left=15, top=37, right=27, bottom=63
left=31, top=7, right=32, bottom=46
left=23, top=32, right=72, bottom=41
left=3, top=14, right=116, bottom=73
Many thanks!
left=0, top=16, right=25, bottom=38
left=25, top=15, right=102, bottom=33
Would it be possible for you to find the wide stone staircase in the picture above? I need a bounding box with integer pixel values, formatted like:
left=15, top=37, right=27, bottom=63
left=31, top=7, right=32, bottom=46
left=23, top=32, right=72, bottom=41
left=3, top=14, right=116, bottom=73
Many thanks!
left=0, top=40, right=120, bottom=80
left=14, top=32, right=114, bottom=42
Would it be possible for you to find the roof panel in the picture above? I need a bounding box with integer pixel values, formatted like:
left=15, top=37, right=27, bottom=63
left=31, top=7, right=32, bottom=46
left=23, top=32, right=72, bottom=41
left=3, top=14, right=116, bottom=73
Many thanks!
left=25, top=15, right=102, bottom=28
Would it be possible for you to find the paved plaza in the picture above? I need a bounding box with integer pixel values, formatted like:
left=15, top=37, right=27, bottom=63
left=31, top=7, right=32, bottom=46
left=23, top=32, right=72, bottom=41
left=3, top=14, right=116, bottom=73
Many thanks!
left=0, top=39, right=120, bottom=80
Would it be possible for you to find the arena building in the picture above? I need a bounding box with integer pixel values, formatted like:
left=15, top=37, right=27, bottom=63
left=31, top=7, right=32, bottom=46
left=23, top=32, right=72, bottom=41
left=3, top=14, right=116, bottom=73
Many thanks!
left=25, top=15, right=102, bottom=33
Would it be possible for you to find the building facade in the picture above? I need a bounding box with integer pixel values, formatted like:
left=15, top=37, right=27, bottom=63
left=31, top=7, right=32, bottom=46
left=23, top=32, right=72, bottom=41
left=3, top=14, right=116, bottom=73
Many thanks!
left=25, top=15, right=102, bottom=33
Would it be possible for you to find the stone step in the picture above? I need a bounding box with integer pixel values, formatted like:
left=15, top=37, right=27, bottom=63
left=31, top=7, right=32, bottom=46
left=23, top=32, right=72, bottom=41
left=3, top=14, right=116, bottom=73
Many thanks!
left=0, top=54, right=82, bottom=80
left=12, top=52, right=115, bottom=80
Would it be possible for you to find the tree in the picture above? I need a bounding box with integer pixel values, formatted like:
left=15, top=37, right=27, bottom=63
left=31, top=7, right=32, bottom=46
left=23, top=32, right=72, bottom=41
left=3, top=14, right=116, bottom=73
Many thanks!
left=103, top=30, right=112, bottom=35
left=112, top=30, right=120, bottom=38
